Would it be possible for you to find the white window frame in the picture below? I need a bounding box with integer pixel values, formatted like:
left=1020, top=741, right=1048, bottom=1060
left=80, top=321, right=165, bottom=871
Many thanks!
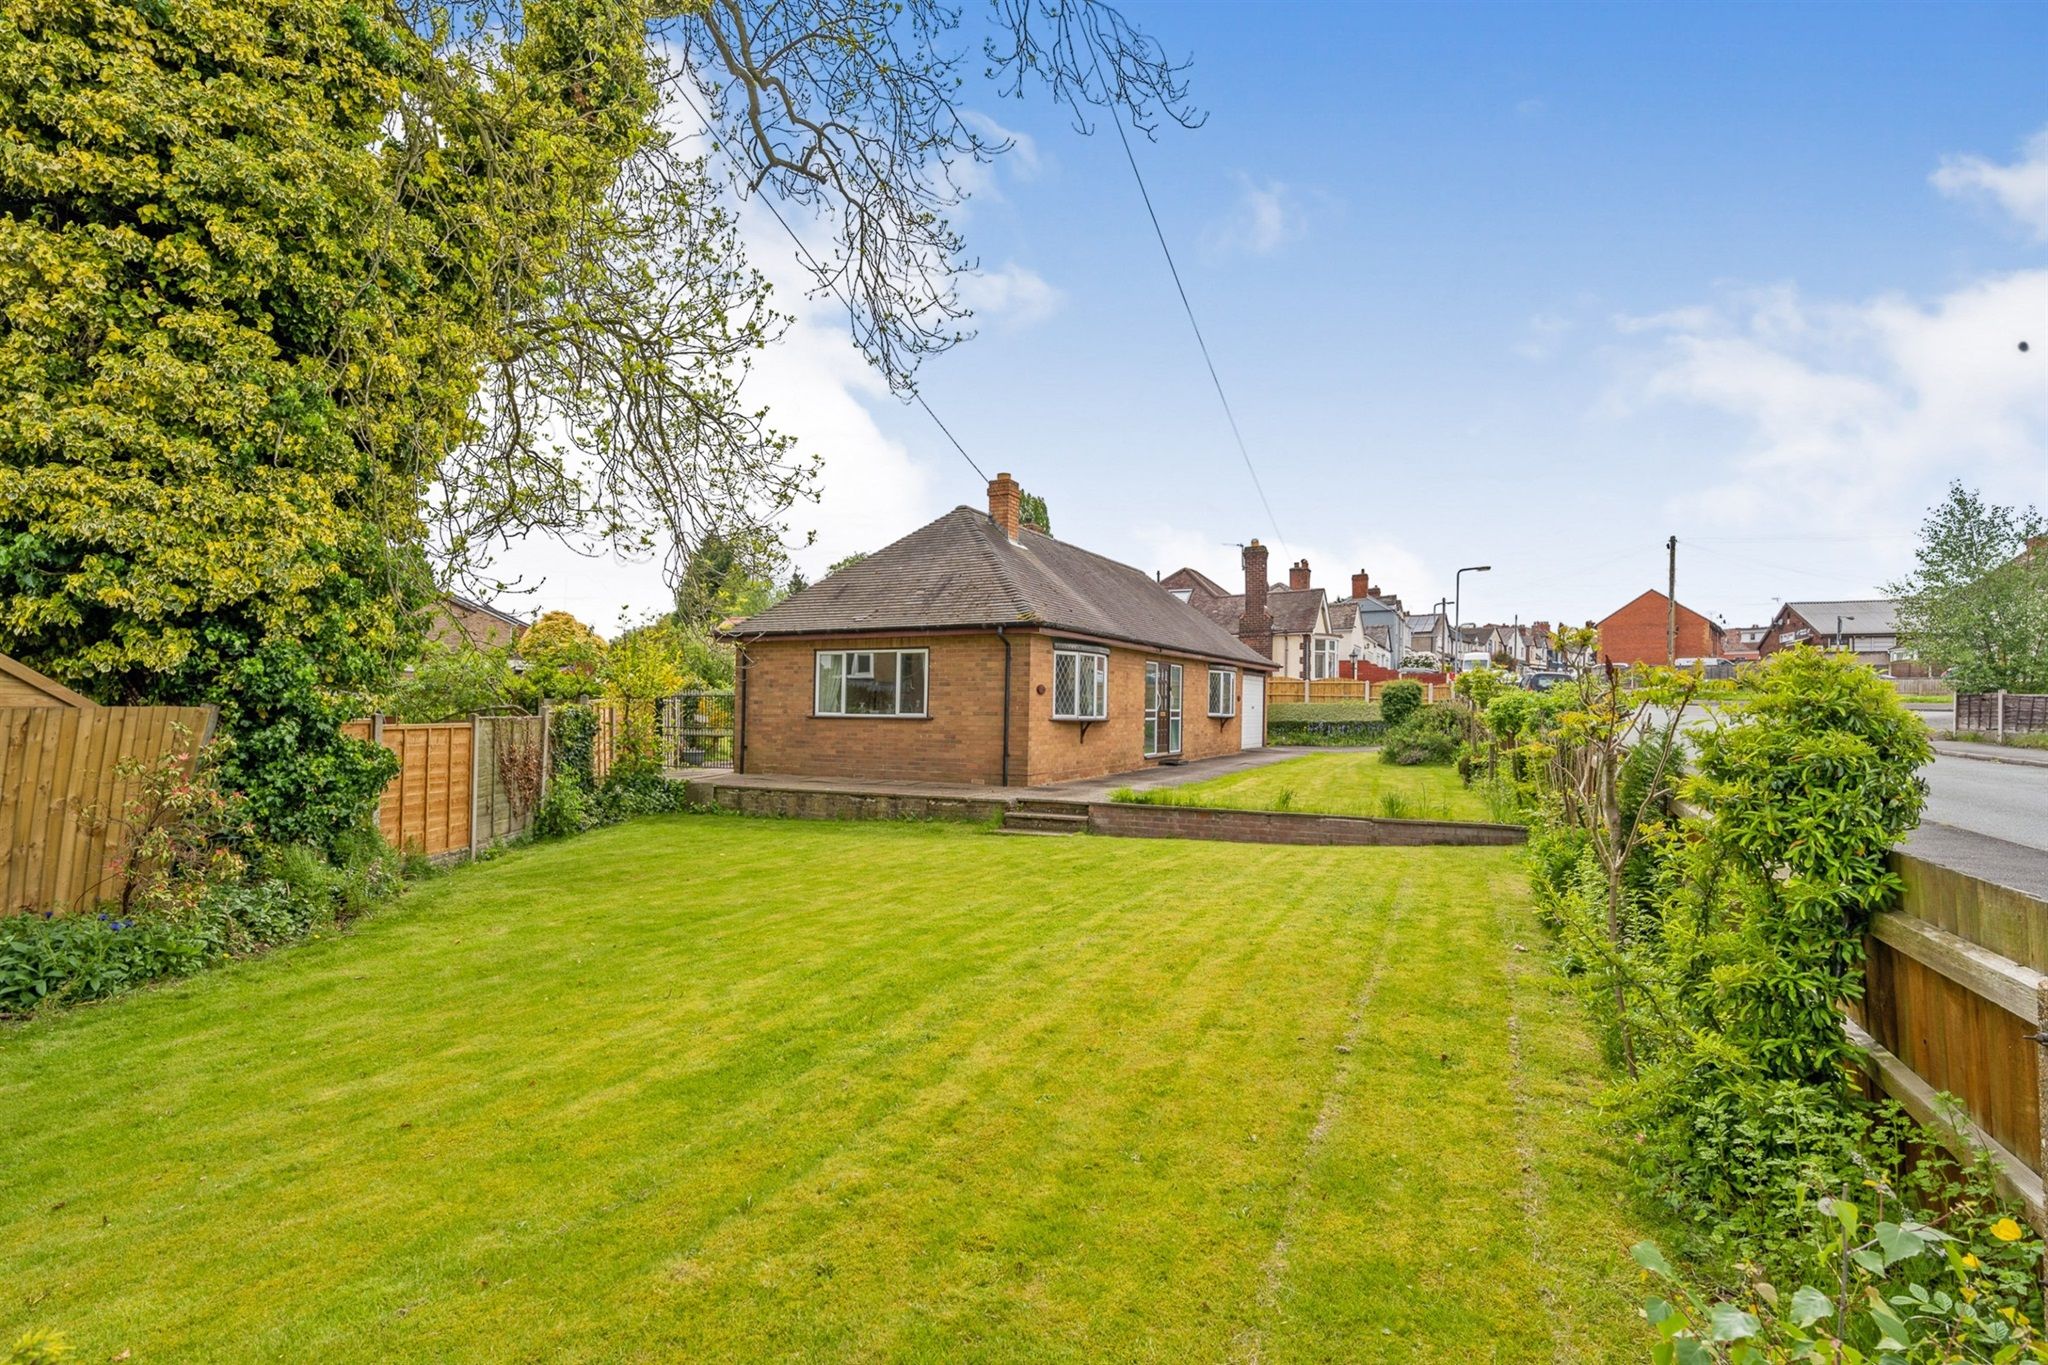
left=1310, top=637, right=1339, bottom=680
left=1207, top=667, right=1236, bottom=718
left=814, top=647, right=928, bottom=718
left=1052, top=647, right=1109, bottom=721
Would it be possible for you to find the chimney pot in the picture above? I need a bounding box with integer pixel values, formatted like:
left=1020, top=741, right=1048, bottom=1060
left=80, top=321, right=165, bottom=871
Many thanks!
left=987, top=472, right=1022, bottom=541
left=1289, top=559, right=1311, bottom=591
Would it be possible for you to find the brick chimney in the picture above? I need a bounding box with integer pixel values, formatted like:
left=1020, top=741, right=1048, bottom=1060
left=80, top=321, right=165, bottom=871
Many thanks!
left=1241, top=540, right=1272, bottom=654
left=1289, top=559, right=1311, bottom=591
left=1351, top=570, right=1370, bottom=599
left=987, top=471, right=1021, bottom=541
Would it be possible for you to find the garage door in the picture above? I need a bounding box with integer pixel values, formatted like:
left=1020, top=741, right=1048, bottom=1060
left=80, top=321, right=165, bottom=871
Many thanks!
left=1241, top=673, right=1265, bottom=749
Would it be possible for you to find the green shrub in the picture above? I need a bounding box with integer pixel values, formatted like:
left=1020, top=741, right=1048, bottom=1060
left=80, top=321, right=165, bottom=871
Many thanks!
left=1634, top=1183, right=2045, bottom=1362
left=589, top=761, right=692, bottom=823
left=1379, top=703, right=1464, bottom=766
left=533, top=772, right=589, bottom=838
left=1378, top=680, right=1424, bottom=728
left=550, top=704, right=600, bottom=789
left=0, top=911, right=209, bottom=1014
left=1516, top=648, right=1969, bottom=1291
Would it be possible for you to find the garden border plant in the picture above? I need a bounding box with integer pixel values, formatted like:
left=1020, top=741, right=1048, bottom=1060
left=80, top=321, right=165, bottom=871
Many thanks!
left=1489, top=638, right=2045, bottom=1359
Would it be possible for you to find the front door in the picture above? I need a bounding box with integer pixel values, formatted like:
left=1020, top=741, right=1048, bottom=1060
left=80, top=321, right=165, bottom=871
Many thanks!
left=1240, top=672, right=1265, bottom=750
left=1144, top=662, right=1183, bottom=757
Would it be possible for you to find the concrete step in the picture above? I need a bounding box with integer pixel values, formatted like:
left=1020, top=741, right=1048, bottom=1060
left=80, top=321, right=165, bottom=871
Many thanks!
left=1000, top=810, right=1088, bottom=834
left=994, top=825, right=1083, bottom=837
left=1010, top=799, right=1090, bottom=817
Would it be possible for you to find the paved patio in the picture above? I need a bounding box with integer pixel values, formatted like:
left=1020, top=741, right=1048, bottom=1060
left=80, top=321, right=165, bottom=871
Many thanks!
left=679, top=746, right=1320, bottom=808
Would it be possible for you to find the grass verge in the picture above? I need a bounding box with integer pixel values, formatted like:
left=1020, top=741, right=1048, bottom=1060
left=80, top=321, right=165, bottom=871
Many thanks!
left=1118, top=751, right=1498, bottom=823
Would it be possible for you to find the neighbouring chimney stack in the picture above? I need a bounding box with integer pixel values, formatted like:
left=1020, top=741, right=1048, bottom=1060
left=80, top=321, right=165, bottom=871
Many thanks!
left=1351, top=570, right=1370, bottom=599
left=1289, top=558, right=1311, bottom=591
left=987, top=471, right=1022, bottom=541
left=1241, top=539, right=1272, bottom=652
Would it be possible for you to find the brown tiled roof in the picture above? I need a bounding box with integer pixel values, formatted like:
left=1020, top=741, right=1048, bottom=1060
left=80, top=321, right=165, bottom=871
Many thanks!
left=1193, top=586, right=1324, bottom=636
left=1327, top=600, right=1358, bottom=632
left=726, top=507, right=1273, bottom=667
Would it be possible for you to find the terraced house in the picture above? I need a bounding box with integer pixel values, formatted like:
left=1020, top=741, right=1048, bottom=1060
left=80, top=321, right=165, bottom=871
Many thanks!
left=721, top=475, right=1277, bottom=787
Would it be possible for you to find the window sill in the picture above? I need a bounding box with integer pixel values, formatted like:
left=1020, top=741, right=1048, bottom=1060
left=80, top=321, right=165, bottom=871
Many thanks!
left=809, top=712, right=931, bottom=721
left=1051, top=715, right=1108, bottom=724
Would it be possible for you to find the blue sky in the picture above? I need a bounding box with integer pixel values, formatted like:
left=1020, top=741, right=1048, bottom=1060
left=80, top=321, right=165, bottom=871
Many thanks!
left=512, top=0, right=2048, bottom=635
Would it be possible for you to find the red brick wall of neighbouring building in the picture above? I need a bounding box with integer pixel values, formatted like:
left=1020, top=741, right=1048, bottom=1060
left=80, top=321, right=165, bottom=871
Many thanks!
left=1596, top=591, right=1726, bottom=666
left=735, top=629, right=1257, bottom=787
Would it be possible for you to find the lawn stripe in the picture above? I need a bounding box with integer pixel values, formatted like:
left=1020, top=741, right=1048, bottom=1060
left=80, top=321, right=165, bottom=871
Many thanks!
left=1234, top=864, right=1412, bottom=1365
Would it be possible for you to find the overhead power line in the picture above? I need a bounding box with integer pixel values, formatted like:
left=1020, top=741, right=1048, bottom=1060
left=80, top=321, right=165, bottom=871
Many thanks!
left=1101, top=102, right=1285, bottom=551
left=673, top=82, right=988, bottom=485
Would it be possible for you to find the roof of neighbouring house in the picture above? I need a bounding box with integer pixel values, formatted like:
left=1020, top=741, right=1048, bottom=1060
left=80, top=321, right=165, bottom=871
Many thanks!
left=1327, top=600, right=1358, bottom=632
left=725, top=507, right=1274, bottom=667
left=1781, top=599, right=1900, bottom=635
left=1362, top=624, right=1392, bottom=647
left=1188, top=586, right=1326, bottom=637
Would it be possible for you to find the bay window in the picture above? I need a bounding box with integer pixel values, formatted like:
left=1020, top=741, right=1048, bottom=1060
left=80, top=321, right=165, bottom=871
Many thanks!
left=1311, top=637, right=1338, bottom=680
left=815, top=648, right=927, bottom=717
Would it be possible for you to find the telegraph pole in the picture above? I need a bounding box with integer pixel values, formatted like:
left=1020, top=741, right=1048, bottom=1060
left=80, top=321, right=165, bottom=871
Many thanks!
left=1665, top=535, right=1678, bottom=664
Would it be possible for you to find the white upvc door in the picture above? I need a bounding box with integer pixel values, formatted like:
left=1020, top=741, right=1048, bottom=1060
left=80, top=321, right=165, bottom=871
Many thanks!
left=1240, top=673, right=1265, bottom=750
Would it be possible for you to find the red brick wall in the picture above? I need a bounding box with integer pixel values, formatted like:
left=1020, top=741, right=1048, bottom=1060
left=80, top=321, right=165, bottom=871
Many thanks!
left=736, top=630, right=1254, bottom=787
left=1597, top=592, right=1726, bottom=665
left=1013, top=636, right=1244, bottom=784
left=737, top=634, right=1017, bottom=785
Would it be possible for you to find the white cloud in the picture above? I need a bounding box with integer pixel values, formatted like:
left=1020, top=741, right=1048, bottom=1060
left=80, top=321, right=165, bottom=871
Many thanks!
left=1206, top=174, right=1307, bottom=257
left=956, top=260, right=1064, bottom=327
left=1515, top=312, right=1575, bottom=361
left=1614, top=269, right=2048, bottom=533
left=1932, top=126, right=2048, bottom=239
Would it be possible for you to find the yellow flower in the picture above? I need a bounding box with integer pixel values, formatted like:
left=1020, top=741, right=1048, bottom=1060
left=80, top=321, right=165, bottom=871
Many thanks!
left=1992, top=1217, right=2025, bottom=1242
left=1963, top=1253, right=1983, bottom=1270
left=1963, top=1286, right=1979, bottom=1303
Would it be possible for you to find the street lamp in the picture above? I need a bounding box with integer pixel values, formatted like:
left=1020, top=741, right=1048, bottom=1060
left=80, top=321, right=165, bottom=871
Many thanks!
left=1455, top=565, right=1491, bottom=670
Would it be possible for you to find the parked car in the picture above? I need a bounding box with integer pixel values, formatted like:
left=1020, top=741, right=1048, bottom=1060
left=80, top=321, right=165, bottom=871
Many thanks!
left=1523, top=671, right=1574, bottom=692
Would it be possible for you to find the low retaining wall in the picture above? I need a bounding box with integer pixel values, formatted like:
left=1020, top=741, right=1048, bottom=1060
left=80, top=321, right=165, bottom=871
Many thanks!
left=683, top=781, right=1006, bottom=825
left=1086, top=802, right=1526, bottom=847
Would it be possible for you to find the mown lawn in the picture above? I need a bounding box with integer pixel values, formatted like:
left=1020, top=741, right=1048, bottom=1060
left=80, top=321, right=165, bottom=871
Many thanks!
left=2, top=816, right=1653, bottom=1362
left=1132, top=751, right=1499, bottom=823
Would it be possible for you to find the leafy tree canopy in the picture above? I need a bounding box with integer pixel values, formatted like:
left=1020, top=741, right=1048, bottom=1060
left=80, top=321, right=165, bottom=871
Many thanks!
left=1887, top=482, right=2048, bottom=692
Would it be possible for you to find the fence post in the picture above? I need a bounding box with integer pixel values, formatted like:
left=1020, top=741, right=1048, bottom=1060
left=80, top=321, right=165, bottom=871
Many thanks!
left=369, top=713, right=385, bottom=834
left=468, top=715, right=482, bottom=860
left=1997, top=689, right=2007, bottom=743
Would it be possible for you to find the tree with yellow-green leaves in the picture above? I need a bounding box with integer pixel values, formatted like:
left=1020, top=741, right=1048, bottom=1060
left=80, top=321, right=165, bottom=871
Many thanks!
left=0, top=0, right=1196, bottom=846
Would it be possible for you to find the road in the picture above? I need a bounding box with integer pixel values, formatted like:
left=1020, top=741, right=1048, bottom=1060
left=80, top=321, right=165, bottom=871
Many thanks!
left=1920, top=751, right=2048, bottom=853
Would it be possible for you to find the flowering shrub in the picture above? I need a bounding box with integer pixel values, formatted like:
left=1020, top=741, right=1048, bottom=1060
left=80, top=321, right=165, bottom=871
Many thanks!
left=100, top=725, right=249, bottom=916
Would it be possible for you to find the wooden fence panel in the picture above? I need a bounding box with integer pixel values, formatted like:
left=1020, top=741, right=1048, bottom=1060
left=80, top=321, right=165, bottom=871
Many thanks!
left=1858, top=851, right=2048, bottom=1229
left=474, top=716, right=544, bottom=850
left=0, top=705, right=216, bottom=915
left=356, top=720, right=473, bottom=859
left=1958, top=692, right=2048, bottom=737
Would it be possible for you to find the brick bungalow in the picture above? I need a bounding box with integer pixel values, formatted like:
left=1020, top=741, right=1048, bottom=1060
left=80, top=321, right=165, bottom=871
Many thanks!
left=1596, top=589, right=1727, bottom=665
left=721, top=475, right=1278, bottom=787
